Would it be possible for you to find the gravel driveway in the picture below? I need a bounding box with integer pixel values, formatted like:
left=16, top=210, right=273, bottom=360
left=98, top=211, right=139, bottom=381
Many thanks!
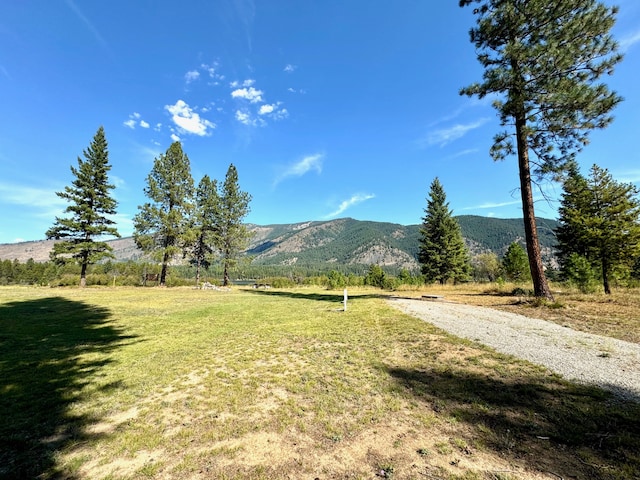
left=389, top=297, right=640, bottom=402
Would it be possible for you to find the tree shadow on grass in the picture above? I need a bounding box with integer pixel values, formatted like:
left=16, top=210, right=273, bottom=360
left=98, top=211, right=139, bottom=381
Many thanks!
left=386, top=365, right=640, bottom=478
left=0, top=296, right=138, bottom=479
left=244, top=288, right=382, bottom=303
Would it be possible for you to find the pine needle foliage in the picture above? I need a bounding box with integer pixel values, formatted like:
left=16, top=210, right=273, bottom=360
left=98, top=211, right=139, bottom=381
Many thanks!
left=190, top=174, right=219, bottom=286
left=418, top=178, right=471, bottom=284
left=133, top=142, right=194, bottom=286
left=556, top=164, right=640, bottom=293
left=213, top=164, right=252, bottom=286
left=502, top=242, right=531, bottom=283
left=460, top=0, right=623, bottom=299
left=46, top=126, right=119, bottom=287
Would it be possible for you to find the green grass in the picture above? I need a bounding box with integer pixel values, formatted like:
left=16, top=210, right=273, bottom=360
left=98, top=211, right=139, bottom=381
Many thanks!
left=1, top=285, right=639, bottom=479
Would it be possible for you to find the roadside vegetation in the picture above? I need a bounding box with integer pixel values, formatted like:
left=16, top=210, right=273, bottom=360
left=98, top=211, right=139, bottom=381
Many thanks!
left=1, top=285, right=639, bottom=479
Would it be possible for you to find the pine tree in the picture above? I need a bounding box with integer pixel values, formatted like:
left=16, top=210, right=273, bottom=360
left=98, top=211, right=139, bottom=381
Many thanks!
left=460, top=0, right=623, bottom=299
left=556, top=164, right=640, bottom=293
left=555, top=163, right=593, bottom=267
left=418, top=178, right=470, bottom=284
left=133, top=142, right=194, bottom=286
left=502, top=242, right=531, bottom=283
left=212, top=164, right=252, bottom=286
left=190, top=175, right=219, bottom=286
left=46, top=126, right=119, bottom=287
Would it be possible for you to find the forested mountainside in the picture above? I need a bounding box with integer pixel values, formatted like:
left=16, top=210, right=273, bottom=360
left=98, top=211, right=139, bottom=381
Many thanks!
left=247, top=218, right=422, bottom=271
left=0, top=216, right=558, bottom=271
left=246, top=216, right=558, bottom=271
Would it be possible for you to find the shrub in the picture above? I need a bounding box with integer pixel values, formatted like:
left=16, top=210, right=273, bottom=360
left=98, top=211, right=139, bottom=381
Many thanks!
left=326, top=270, right=347, bottom=289
left=564, top=253, right=598, bottom=293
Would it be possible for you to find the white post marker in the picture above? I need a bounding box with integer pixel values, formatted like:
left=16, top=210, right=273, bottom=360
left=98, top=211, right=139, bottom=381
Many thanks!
left=343, top=288, right=348, bottom=311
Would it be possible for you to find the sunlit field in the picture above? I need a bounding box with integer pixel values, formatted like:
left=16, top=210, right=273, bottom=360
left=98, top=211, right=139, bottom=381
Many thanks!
left=1, top=285, right=638, bottom=479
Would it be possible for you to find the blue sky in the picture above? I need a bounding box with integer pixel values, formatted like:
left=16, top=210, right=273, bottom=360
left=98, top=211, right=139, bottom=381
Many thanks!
left=1, top=1, right=639, bottom=243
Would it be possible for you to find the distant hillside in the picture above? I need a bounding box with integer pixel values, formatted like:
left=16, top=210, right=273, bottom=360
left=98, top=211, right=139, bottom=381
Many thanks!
left=247, top=218, right=422, bottom=271
left=456, top=215, right=558, bottom=265
left=0, top=216, right=558, bottom=271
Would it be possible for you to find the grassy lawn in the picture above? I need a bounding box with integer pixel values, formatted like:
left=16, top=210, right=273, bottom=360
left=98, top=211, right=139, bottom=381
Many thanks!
left=1, top=285, right=639, bottom=479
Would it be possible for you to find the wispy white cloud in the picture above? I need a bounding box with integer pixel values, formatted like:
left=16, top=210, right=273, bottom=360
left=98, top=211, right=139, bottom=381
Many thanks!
left=232, top=0, right=256, bottom=52
left=231, top=86, right=263, bottom=103
left=230, top=79, right=255, bottom=88
left=165, top=100, right=215, bottom=136
left=184, top=70, right=200, bottom=83
left=228, top=78, right=289, bottom=125
left=110, top=175, right=126, bottom=188
left=64, top=0, right=111, bottom=55
left=0, top=65, right=10, bottom=80
left=258, top=103, right=288, bottom=120
left=421, top=118, right=490, bottom=147
left=259, top=104, right=275, bottom=115
left=0, top=182, right=67, bottom=219
left=324, top=193, right=376, bottom=219
left=107, top=213, right=134, bottom=237
left=617, top=169, right=640, bottom=184
left=201, top=62, right=224, bottom=83
left=620, top=29, right=640, bottom=51
left=443, top=148, right=479, bottom=160
left=284, top=64, right=297, bottom=73
left=170, top=133, right=181, bottom=142
left=274, top=154, right=323, bottom=185
left=132, top=141, right=162, bottom=162
left=235, top=110, right=263, bottom=127
left=124, top=112, right=149, bottom=129
left=462, top=199, right=522, bottom=211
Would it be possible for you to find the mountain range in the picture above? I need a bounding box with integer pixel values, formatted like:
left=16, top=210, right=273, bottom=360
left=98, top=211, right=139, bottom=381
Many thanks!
left=0, top=215, right=559, bottom=271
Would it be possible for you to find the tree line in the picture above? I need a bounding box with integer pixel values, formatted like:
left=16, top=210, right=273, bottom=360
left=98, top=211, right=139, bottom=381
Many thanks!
left=417, top=171, right=640, bottom=294
left=46, top=128, right=252, bottom=287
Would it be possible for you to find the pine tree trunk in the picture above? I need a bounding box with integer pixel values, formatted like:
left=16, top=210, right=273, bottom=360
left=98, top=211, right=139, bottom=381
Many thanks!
left=79, top=260, right=87, bottom=288
left=223, top=260, right=230, bottom=287
left=514, top=109, right=554, bottom=300
left=160, top=250, right=169, bottom=286
left=602, top=257, right=611, bottom=294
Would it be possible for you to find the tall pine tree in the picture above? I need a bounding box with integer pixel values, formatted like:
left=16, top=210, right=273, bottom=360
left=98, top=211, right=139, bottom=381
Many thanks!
left=212, top=164, right=252, bottom=287
left=418, top=178, right=470, bottom=284
left=460, top=0, right=623, bottom=299
left=556, top=164, right=640, bottom=293
left=133, top=142, right=194, bottom=286
left=46, top=126, right=120, bottom=287
left=190, top=174, right=219, bottom=286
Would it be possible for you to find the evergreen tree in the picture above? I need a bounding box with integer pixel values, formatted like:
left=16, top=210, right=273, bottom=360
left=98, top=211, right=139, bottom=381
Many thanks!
left=46, top=126, right=120, bottom=287
left=418, top=178, right=470, bottom=284
left=364, top=264, right=386, bottom=288
left=556, top=164, right=640, bottom=293
left=460, top=0, right=623, bottom=300
left=212, top=164, right=252, bottom=286
left=502, top=242, right=531, bottom=283
left=190, top=175, right=219, bottom=286
left=556, top=163, right=592, bottom=268
left=133, top=142, right=194, bottom=286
